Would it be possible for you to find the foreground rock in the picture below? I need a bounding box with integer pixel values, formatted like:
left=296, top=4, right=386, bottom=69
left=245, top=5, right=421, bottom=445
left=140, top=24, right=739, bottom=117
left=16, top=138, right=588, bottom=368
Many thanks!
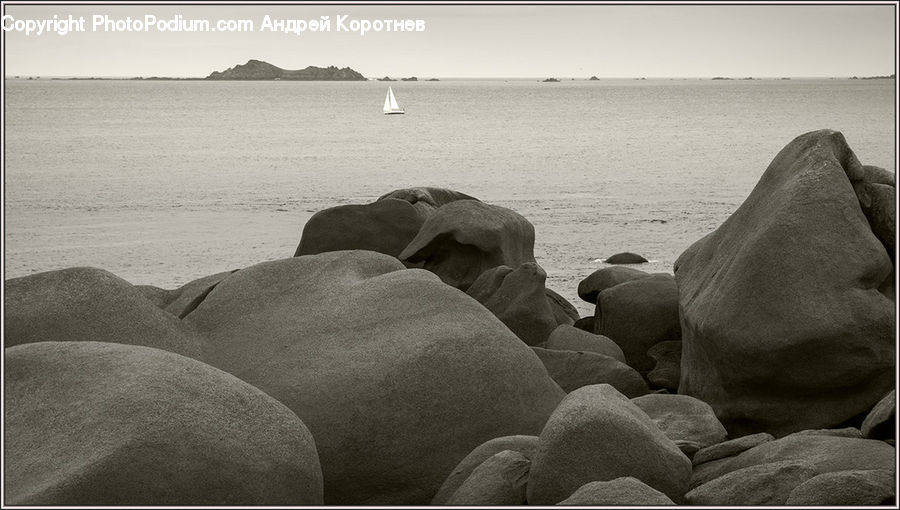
left=466, top=263, right=557, bottom=345
left=294, top=199, right=424, bottom=258
left=185, top=251, right=564, bottom=504
left=557, top=477, right=675, bottom=505
left=5, top=341, right=323, bottom=505
left=399, top=200, right=536, bottom=290
left=432, top=435, right=540, bottom=505
left=526, top=384, right=691, bottom=504
left=594, top=273, right=680, bottom=373
left=5, top=267, right=201, bottom=358
left=675, top=130, right=895, bottom=437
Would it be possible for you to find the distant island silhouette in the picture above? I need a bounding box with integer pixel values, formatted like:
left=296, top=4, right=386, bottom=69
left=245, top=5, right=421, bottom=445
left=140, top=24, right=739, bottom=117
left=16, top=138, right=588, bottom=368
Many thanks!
left=206, top=59, right=365, bottom=81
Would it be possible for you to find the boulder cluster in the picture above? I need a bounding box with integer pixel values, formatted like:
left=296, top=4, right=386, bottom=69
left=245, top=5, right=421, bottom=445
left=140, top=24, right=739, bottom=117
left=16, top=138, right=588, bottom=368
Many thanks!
left=4, top=130, right=896, bottom=505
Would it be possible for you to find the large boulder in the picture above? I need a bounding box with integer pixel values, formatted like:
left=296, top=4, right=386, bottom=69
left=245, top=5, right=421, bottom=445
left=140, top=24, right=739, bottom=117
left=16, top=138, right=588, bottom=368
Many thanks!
left=431, top=435, right=538, bottom=505
left=184, top=251, right=564, bottom=505
left=556, top=477, right=675, bottom=506
left=398, top=200, right=536, bottom=290
left=631, top=394, right=728, bottom=457
left=444, top=450, right=530, bottom=505
left=4, top=341, right=323, bottom=505
left=466, top=263, right=558, bottom=346
left=577, top=266, right=651, bottom=304
left=594, top=273, right=680, bottom=373
left=4, top=267, right=201, bottom=358
left=526, top=384, right=691, bottom=505
left=294, top=198, right=424, bottom=258
left=675, top=130, right=895, bottom=437
left=432, top=435, right=540, bottom=505
left=532, top=347, right=650, bottom=397
left=137, top=270, right=237, bottom=318
left=378, top=186, right=479, bottom=220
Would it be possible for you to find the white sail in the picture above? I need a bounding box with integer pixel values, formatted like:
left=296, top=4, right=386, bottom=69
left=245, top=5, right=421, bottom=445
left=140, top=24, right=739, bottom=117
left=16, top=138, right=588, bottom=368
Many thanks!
left=388, top=87, right=400, bottom=110
left=383, top=88, right=392, bottom=113
left=383, top=86, right=404, bottom=114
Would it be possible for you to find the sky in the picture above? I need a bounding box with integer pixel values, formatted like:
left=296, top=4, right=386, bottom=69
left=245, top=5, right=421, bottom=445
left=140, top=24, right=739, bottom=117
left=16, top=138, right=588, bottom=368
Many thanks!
left=1, top=2, right=896, bottom=78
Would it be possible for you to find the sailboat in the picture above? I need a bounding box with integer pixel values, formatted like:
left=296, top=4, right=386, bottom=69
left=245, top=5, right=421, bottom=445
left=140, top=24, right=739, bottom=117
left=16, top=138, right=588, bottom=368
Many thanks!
left=383, top=87, right=405, bottom=115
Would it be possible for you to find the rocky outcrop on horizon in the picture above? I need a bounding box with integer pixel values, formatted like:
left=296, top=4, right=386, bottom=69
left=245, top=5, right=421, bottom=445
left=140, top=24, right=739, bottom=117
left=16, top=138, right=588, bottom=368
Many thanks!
left=206, top=59, right=365, bottom=80
left=3, top=130, right=895, bottom=506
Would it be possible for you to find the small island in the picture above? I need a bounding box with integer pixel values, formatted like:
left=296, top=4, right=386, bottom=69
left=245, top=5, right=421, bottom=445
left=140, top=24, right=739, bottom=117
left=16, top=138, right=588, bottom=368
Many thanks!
left=377, top=76, right=396, bottom=82
left=588, top=76, right=600, bottom=81
left=426, top=78, right=440, bottom=82
left=401, top=77, right=418, bottom=82
left=206, top=59, right=365, bottom=81
left=542, top=78, right=560, bottom=82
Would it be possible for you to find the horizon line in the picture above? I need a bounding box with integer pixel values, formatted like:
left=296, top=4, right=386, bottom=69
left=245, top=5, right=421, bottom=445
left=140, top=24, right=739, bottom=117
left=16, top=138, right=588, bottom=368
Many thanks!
left=4, top=74, right=896, bottom=80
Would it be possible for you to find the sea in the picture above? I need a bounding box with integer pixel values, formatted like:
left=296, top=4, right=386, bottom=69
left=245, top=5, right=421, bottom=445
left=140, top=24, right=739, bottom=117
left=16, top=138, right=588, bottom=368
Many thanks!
left=3, top=78, right=895, bottom=315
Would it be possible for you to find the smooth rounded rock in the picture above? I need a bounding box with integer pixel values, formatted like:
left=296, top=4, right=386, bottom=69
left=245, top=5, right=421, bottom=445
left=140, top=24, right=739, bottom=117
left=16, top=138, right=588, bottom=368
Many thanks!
left=526, top=384, right=691, bottom=505
left=4, top=267, right=201, bottom=358
left=4, top=341, right=323, bottom=505
left=556, top=477, right=675, bottom=506
left=604, top=252, right=649, bottom=264
left=595, top=273, right=680, bottom=373
left=185, top=251, right=564, bottom=504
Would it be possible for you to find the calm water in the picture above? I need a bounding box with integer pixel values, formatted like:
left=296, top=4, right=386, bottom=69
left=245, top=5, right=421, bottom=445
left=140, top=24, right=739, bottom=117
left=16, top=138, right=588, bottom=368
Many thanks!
left=4, top=78, right=895, bottom=315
